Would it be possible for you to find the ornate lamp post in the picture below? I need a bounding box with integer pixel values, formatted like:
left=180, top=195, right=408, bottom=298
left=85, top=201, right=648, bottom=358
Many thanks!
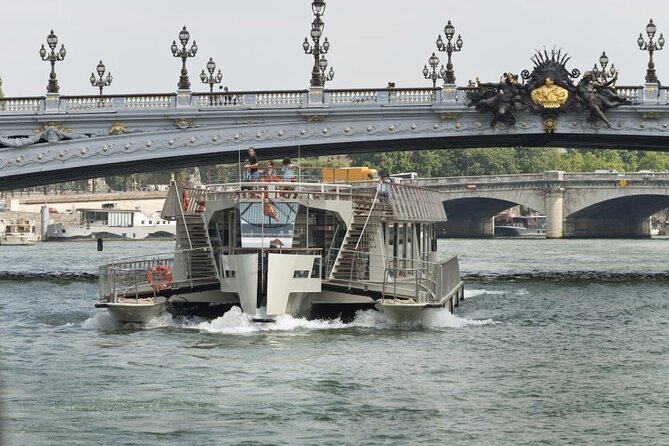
left=302, top=0, right=334, bottom=87
left=171, top=26, right=198, bottom=90
left=591, top=51, right=616, bottom=83
left=638, top=19, right=665, bottom=83
left=423, top=52, right=446, bottom=87
left=39, top=30, right=66, bottom=94
left=199, top=57, right=223, bottom=92
left=435, top=20, right=463, bottom=84
left=90, top=60, right=113, bottom=96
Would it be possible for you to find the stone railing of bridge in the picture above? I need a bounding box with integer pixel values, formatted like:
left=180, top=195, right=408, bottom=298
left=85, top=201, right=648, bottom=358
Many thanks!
left=1, top=85, right=666, bottom=114
left=411, top=171, right=669, bottom=189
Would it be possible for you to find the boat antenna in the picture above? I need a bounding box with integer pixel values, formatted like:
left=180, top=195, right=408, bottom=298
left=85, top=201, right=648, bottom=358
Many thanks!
left=297, top=145, right=301, bottom=183
left=238, top=149, right=242, bottom=185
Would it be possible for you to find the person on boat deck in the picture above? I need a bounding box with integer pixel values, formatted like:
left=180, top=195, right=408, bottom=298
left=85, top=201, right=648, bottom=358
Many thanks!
left=282, top=158, right=297, bottom=181
left=377, top=173, right=392, bottom=200
left=280, top=158, right=298, bottom=198
left=263, top=161, right=280, bottom=181
left=244, top=147, right=259, bottom=181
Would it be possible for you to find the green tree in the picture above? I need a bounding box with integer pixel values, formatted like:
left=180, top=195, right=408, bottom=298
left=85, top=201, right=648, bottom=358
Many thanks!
left=637, top=151, right=669, bottom=171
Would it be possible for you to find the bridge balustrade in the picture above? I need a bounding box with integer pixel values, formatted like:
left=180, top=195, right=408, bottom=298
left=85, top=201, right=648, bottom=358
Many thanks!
left=1, top=85, right=664, bottom=113
left=413, top=173, right=548, bottom=187
left=327, top=89, right=378, bottom=104
left=615, top=86, right=644, bottom=104
left=0, top=97, right=42, bottom=113
left=62, top=96, right=114, bottom=110
left=122, top=94, right=175, bottom=109
left=256, top=91, right=307, bottom=107
left=659, top=86, right=669, bottom=104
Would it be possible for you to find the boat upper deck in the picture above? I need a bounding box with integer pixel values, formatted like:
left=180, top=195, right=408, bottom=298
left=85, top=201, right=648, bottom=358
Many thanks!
left=162, top=180, right=447, bottom=223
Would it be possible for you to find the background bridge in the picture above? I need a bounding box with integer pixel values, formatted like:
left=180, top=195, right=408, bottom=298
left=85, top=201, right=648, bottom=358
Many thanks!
left=411, top=171, right=669, bottom=238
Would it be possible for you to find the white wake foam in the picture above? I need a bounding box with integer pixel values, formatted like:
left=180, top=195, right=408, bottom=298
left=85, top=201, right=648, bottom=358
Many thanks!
left=465, top=288, right=506, bottom=298
left=81, top=312, right=121, bottom=330
left=348, top=308, right=496, bottom=329
left=84, top=305, right=496, bottom=333
left=190, top=306, right=348, bottom=334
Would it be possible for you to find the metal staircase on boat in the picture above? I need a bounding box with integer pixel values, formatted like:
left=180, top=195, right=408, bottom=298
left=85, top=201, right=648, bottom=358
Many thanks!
left=176, top=213, right=219, bottom=283
left=328, top=194, right=389, bottom=282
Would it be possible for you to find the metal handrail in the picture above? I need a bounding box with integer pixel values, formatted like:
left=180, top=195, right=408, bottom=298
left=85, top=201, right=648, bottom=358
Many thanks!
left=326, top=247, right=459, bottom=304
left=99, top=246, right=217, bottom=303
left=171, top=181, right=193, bottom=251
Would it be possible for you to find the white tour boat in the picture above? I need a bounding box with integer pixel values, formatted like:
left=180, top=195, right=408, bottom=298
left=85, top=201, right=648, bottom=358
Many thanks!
left=46, top=205, right=176, bottom=241
left=0, top=219, right=38, bottom=246
left=96, top=179, right=464, bottom=323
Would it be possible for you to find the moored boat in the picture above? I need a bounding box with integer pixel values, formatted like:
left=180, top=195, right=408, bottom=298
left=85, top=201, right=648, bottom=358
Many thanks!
left=96, top=178, right=464, bottom=323
left=494, top=214, right=546, bottom=237
left=46, top=204, right=176, bottom=241
left=0, top=219, right=38, bottom=246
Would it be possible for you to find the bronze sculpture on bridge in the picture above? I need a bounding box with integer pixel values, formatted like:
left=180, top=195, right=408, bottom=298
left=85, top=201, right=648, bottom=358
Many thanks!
left=470, top=72, right=533, bottom=127
left=574, top=70, right=629, bottom=127
left=467, top=49, right=631, bottom=130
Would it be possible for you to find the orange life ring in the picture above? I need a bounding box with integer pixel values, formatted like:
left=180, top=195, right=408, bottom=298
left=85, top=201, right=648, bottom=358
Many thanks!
left=147, top=264, right=173, bottom=290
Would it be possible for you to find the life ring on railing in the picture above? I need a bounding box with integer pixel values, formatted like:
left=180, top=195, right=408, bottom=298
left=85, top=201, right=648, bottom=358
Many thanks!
left=147, top=264, right=173, bottom=290
left=182, top=190, right=190, bottom=210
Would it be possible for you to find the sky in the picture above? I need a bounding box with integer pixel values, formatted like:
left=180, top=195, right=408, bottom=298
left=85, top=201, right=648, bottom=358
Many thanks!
left=2, top=0, right=668, bottom=97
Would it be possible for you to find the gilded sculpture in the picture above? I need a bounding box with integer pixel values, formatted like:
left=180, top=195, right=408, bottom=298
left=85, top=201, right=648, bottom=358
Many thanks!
left=467, top=49, right=631, bottom=130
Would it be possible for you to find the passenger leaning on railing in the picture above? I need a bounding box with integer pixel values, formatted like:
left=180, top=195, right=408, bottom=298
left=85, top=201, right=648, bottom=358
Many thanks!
left=377, top=173, right=393, bottom=200
left=242, top=147, right=260, bottom=197
left=281, top=158, right=298, bottom=198
left=244, top=147, right=259, bottom=181
left=263, top=161, right=280, bottom=182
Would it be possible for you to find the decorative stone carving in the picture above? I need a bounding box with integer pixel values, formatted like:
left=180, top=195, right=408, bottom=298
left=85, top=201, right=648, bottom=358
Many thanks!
left=440, top=112, right=460, bottom=120
left=174, top=118, right=193, bottom=130
left=543, top=116, right=559, bottom=133
left=0, top=122, right=72, bottom=147
left=108, top=122, right=129, bottom=135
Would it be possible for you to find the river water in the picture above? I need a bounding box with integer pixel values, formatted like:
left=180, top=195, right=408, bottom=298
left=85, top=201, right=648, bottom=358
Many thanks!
left=1, top=238, right=667, bottom=445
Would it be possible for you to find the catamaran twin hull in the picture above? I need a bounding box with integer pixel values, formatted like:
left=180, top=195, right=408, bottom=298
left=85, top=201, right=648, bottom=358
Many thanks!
left=97, top=180, right=464, bottom=322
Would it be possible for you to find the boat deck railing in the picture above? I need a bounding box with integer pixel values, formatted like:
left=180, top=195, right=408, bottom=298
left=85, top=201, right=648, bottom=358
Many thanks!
left=163, top=180, right=446, bottom=225
left=232, top=247, right=322, bottom=255
left=205, top=181, right=355, bottom=202
left=325, top=248, right=462, bottom=304
left=98, top=247, right=217, bottom=303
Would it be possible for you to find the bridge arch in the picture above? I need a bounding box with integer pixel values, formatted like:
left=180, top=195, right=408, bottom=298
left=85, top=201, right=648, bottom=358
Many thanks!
left=565, top=194, right=669, bottom=238
left=420, top=172, right=669, bottom=238
left=441, top=192, right=546, bottom=238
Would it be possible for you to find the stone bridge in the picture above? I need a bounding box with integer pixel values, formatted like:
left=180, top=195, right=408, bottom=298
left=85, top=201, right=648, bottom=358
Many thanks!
left=410, top=171, right=669, bottom=238
left=1, top=83, right=668, bottom=191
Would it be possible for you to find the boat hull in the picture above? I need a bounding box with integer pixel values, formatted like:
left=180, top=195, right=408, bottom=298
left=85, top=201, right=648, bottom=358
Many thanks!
left=375, top=301, right=428, bottom=321
left=0, top=234, right=38, bottom=246
left=46, top=222, right=175, bottom=241
left=103, top=301, right=167, bottom=323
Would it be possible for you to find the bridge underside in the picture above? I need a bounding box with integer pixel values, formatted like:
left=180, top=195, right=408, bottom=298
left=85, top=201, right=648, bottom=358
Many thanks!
left=2, top=130, right=669, bottom=190
left=440, top=198, right=518, bottom=238
left=566, top=195, right=669, bottom=238
left=439, top=194, right=669, bottom=239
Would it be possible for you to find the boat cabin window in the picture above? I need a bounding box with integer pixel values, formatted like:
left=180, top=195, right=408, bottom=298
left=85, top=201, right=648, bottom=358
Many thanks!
left=238, top=201, right=298, bottom=248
